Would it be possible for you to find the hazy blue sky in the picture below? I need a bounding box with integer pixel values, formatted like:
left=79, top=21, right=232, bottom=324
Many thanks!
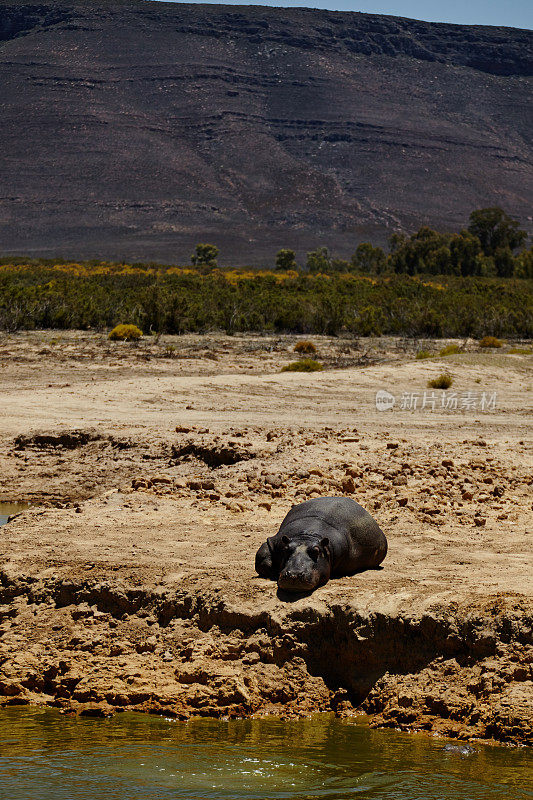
left=156, top=0, right=533, bottom=29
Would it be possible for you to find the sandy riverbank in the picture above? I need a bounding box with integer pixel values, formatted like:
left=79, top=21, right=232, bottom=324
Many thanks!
left=0, top=331, right=531, bottom=744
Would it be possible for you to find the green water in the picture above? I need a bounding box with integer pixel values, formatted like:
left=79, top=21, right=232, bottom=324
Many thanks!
left=0, top=709, right=531, bottom=800
left=0, top=502, right=29, bottom=527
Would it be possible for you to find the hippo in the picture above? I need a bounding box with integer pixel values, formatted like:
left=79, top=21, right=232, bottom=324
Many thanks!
left=255, top=496, right=387, bottom=594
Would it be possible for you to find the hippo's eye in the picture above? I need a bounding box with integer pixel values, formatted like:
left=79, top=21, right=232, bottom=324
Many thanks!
left=308, top=546, right=320, bottom=562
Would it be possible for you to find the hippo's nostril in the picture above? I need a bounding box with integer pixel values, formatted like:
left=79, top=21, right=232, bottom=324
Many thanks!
left=278, top=570, right=318, bottom=593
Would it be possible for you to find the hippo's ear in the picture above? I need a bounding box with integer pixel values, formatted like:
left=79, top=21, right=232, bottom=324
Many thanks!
left=320, top=537, right=330, bottom=551
left=281, top=535, right=290, bottom=546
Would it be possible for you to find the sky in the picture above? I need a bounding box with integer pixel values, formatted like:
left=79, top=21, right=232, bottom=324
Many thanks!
left=156, top=0, right=533, bottom=29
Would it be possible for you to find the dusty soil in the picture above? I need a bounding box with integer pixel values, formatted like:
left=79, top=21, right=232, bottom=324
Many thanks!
left=0, top=331, right=532, bottom=744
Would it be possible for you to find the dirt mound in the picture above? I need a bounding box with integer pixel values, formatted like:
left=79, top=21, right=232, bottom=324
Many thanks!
left=14, top=430, right=102, bottom=450
left=171, top=440, right=257, bottom=467
left=13, top=430, right=133, bottom=451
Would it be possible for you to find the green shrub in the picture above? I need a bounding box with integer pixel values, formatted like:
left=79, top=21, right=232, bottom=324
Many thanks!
left=275, top=248, right=297, bottom=271
left=479, top=336, right=503, bottom=348
left=0, top=263, right=531, bottom=339
left=281, top=358, right=323, bottom=372
left=306, top=247, right=332, bottom=273
left=416, top=350, right=432, bottom=360
left=191, top=243, right=218, bottom=268
left=294, top=340, right=317, bottom=355
left=428, top=373, right=453, bottom=389
left=351, top=242, right=387, bottom=274
left=108, top=324, right=143, bottom=341
left=439, top=344, right=461, bottom=356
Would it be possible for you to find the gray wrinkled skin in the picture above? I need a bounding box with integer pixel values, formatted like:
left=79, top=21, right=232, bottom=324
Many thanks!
left=276, top=535, right=331, bottom=592
left=255, top=496, right=388, bottom=594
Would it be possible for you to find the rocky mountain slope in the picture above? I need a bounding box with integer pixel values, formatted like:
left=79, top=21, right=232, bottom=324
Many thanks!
left=0, top=0, right=531, bottom=263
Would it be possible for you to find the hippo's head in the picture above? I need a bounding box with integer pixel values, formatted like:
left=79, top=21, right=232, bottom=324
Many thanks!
left=276, top=535, right=331, bottom=593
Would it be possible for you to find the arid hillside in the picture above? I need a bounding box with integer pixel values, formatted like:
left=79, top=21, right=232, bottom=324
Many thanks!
left=0, top=0, right=531, bottom=263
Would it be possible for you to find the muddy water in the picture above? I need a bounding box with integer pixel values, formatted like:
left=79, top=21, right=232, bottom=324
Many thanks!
left=0, top=709, right=531, bottom=799
left=0, top=502, right=29, bottom=527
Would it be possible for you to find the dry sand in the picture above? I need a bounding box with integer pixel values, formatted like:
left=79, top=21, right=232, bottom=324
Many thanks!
left=0, top=331, right=531, bottom=743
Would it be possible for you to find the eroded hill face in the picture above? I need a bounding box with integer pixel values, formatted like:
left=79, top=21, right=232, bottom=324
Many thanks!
left=0, top=1, right=531, bottom=263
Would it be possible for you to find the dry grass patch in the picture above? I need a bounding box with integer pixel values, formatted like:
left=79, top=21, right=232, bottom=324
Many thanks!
left=294, top=340, right=318, bottom=355
left=281, top=358, right=323, bottom=372
left=428, top=373, right=453, bottom=389
left=439, top=344, right=462, bottom=356
left=479, top=336, right=503, bottom=348
left=108, top=324, right=143, bottom=341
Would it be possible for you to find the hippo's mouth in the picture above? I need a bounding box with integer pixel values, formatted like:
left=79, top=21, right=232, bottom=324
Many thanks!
left=277, top=574, right=319, bottom=593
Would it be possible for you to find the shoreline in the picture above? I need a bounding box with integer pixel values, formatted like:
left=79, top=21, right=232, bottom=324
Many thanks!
left=0, top=704, right=526, bottom=754
left=1, top=565, right=531, bottom=745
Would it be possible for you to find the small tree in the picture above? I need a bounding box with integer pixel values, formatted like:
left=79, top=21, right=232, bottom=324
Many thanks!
left=388, top=232, right=407, bottom=253
left=468, top=208, right=527, bottom=257
left=473, top=253, right=496, bottom=276
left=493, top=247, right=515, bottom=278
left=425, top=245, right=453, bottom=275
left=330, top=258, right=351, bottom=272
left=306, top=246, right=332, bottom=273
left=449, top=230, right=482, bottom=276
left=191, top=243, right=219, bottom=268
left=275, top=248, right=297, bottom=271
left=514, top=246, right=533, bottom=278
left=388, top=227, right=452, bottom=275
left=351, top=243, right=387, bottom=274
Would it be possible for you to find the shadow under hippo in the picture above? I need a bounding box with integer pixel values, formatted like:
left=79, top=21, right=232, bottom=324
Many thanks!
left=255, top=496, right=388, bottom=596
